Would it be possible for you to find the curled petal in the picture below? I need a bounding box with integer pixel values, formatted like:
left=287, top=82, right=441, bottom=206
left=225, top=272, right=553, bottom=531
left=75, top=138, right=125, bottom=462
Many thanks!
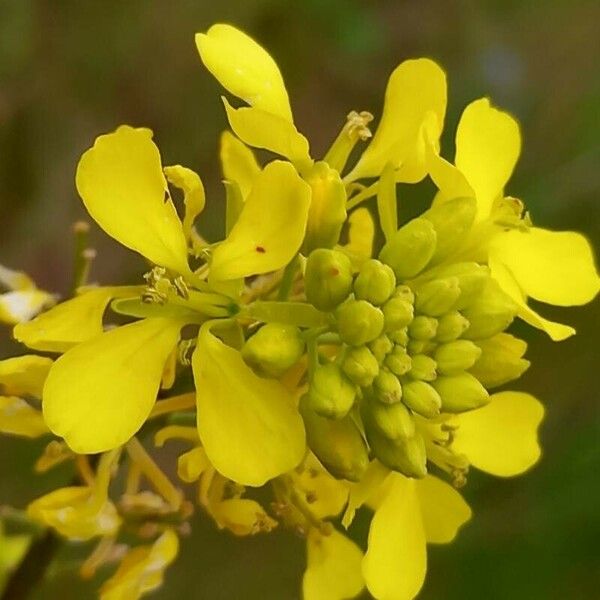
left=163, top=165, right=206, bottom=240
left=220, top=130, right=261, bottom=200
left=0, top=355, right=53, bottom=397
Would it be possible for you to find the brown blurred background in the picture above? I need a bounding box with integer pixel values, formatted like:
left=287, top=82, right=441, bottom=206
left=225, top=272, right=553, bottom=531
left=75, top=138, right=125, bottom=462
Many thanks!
left=1, top=0, right=599, bottom=598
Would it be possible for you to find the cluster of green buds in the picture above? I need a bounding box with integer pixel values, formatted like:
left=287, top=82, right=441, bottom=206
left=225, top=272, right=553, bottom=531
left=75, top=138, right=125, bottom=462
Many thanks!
left=242, top=197, right=527, bottom=483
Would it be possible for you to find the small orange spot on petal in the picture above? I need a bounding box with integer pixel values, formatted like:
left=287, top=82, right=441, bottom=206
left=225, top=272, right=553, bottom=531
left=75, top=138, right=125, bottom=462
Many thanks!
left=256, top=246, right=266, bottom=254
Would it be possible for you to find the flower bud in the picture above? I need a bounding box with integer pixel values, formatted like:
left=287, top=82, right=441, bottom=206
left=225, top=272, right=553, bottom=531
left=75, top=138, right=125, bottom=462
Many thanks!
left=299, top=395, right=369, bottom=482
left=368, top=334, right=394, bottom=363
left=373, top=370, right=402, bottom=404
left=406, top=340, right=436, bottom=355
left=366, top=428, right=427, bottom=479
left=401, top=380, right=442, bottom=418
left=407, top=315, right=438, bottom=340
left=388, top=328, right=409, bottom=346
left=432, top=373, right=489, bottom=413
left=303, top=161, right=347, bottom=253
left=379, top=218, right=437, bottom=279
left=422, top=197, right=476, bottom=261
left=384, top=347, right=412, bottom=376
left=414, top=277, right=461, bottom=317
left=342, top=346, right=380, bottom=387
left=336, top=300, right=384, bottom=346
left=242, top=323, right=305, bottom=377
left=363, top=396, right=415, bottom=441
left=393, top=285, right=415, bottom=304
left=408, top=354, right=437, bottom=381
left=435, top=311, right=470, bottom=343
left=304, top=249, right=353, bottom=311
left=431, top=263, right=490, bottom=310
left=308, top=362, right=356, bottom=419
left=434, top=340, right=481, bottom=375
left=469, top=333, right=530, bottom=388
left=382, top=297, right=414, bottom=332
left=462, top=279, right=517, bottom=340
left=354, top=259, right=396, bottom=305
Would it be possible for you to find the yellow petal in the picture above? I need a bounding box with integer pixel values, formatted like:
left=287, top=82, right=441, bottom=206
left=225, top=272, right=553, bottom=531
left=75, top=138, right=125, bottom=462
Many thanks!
left=416, top=475, right=471, bottom=544
left=43, top=318, right=182, bottom=454
left=343, top=208, right=375, bottom=265
left=28, top=487, right=121, bottom=541
left=177, top=446, right=210, bottom=483
left=220, top=130, right=261, bottom=200
left=163, top=165, right=206, bottom=240
left=347, top=59, right=447, bottom=181
left=210, top=160, right=312, bottom=281
left=192, top=323, right=305, bottom=486
left=291, top=453, right=349, bottom=520
left=76, top=126, right=190, bottom=275
left=13, top=287, right=139, bottom=353
left=490, top=227, right=599, bottom=306
left=489, top=254, right=576, bottom=340
left=196, top=24, right=292, bottom=121
left=0, top=396, right=48, bottom=438
left=303, top=528, right=365, bottom=600
left=363, top=474, right=427, bottom=600
left=342, top=460, right=389, bottom=528
left=223, top=98, right=312, bottom=170
left=452, top=391, right=545, bottom=477
left=212, top=498, right=278, bottom=536
left=0, top=290, right=55, bottom=325
left=0, top=264, right=36, bottom=291
left=455, top=98, right=521, bottom=220
left=0, top=355, right=52, bottom=397
left=100, top=529, right=178, bottom=600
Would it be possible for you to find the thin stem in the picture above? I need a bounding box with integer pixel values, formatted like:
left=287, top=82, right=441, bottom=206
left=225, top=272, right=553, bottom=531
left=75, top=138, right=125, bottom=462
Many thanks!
left=277, top=255, right=299, bottom=301
left=149, top=393, right=195, bottom=419
left=346, top=181, right=379, bottom=210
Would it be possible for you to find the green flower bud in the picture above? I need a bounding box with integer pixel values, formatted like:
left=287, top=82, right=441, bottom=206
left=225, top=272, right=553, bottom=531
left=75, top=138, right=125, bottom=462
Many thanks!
left=353, top=259, right=396, bottom=305
left=435, top=311, right=470, bottom=342
left=379, top=218, right=437, bottom=279
left=373, top=370, right=403, bottom=404
left=366, top=427, right=427, bottom=479
left=407, top=339, right=436, bottom=355
left=434, top=340, right=482, bottom=375
left=469, top=333, right=530, bottom=388
left=336, top=300, right=384, bottom=346
left=422, top=197, right=476, bottom=262
left=384, top=347, right=412, bottom=376
left=388, top=328, right=409, bottom=346
left=342, top=346, right=380, bottom=387
left=242, top=323, right=305, bottom=377
left=382, top=297, right=414, bottom=331
left=300, top=395, right=369, bottom=482
left=305, top=249, right=353, bottom=311
left=432, top=373, right=489, bottom=413
left=414, top=277, right=461, bottom=317
left=462, top=279, right=517, bottom=340
left=303, top=161, right=347, bottom=253
left=408, top=354, right=437, bottom=381
left=308, top=362, right=356, bottom=419
left=401, top=380, right=441, bottom=418
left=363, top=396, right=415, bottom=441
left=368, top=334, right=394, bottom=363
left=393, top=285, right=415, bottom=304
left=408, top=315, right=438, bottom=340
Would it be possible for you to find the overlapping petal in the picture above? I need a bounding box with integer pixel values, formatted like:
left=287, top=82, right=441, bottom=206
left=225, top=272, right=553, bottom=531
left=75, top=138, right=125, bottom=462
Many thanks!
left=210, top=160, right=312, bottom=280
left=219, top=130, right=261, bottom=200
left=0, top=355, right=52, bottom=397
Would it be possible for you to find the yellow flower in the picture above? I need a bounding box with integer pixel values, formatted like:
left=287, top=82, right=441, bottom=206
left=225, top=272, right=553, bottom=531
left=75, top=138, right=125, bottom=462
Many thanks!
left=425, top=98, right=599, bottom=339
left=99, top=529, right=179, bottom=600
left=0, top=264, right=55, bottom=325
left=0, top=522, right=30, bottom=593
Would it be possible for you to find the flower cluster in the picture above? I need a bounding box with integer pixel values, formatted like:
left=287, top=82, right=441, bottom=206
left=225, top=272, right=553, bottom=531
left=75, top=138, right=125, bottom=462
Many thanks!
left=1, top=23, right=598, bottom=600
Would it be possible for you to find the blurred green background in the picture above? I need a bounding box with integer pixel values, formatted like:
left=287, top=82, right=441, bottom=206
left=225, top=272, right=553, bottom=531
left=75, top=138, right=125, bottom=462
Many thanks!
left=1, top=0, right=599, bottom=598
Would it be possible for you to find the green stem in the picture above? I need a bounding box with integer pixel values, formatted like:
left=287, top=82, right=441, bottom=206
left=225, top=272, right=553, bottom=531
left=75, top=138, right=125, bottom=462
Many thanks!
left=277, top=255, right=299, bottom=301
